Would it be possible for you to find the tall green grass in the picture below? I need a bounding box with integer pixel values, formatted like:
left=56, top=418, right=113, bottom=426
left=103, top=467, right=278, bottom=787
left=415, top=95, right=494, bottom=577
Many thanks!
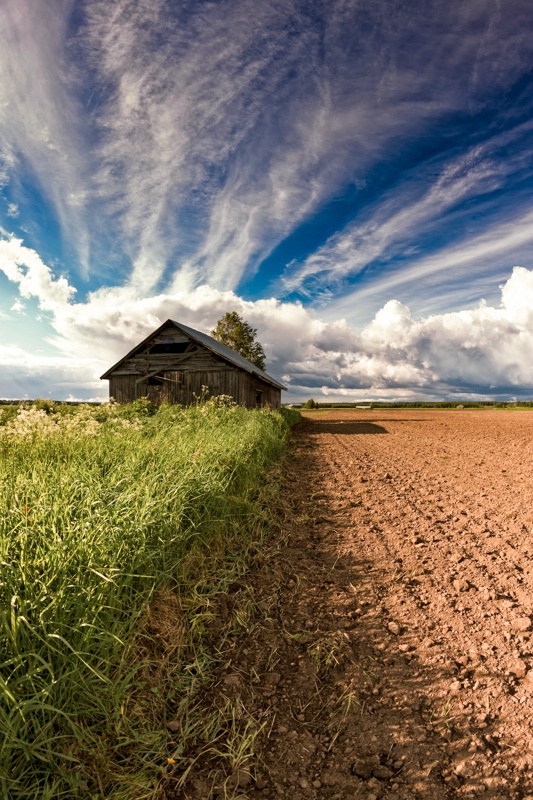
left=0, top=401, right=298, bottom=799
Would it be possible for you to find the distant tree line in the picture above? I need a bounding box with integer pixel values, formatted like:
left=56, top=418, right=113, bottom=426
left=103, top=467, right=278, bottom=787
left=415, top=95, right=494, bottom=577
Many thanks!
left=297, top=400, right=533, bottom=409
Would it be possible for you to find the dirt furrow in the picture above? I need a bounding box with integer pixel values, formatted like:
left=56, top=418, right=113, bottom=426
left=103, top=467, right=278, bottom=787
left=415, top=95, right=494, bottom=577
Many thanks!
left=170, top=409, right=533, bottom=800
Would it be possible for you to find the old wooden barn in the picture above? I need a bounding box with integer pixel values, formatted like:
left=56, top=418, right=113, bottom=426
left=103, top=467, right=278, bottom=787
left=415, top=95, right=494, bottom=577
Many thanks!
left=100, top=319, right=286, bottom=409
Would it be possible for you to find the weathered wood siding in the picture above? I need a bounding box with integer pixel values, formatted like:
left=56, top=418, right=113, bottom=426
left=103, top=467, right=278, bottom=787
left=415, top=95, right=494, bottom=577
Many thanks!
left=107, top=324, right=282, bottom=408
left=109, top=371, right=280, bottom=408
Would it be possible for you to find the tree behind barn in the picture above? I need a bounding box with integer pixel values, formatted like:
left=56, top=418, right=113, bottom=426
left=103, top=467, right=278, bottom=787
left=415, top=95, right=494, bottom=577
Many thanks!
left=211, top=312, right=266, bottom=371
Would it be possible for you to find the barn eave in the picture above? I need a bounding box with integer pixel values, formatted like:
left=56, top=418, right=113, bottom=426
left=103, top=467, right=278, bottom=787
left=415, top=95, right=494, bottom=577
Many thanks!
left=100, top=319, right=286, bottom=391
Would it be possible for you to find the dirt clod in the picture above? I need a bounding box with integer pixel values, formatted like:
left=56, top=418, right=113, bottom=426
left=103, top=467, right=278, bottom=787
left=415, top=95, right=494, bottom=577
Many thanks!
left=387, top=621, right=402, bottom=635
left=352, top=756, right=380, bottom=779
left=512, top=616, right=532, bottom=631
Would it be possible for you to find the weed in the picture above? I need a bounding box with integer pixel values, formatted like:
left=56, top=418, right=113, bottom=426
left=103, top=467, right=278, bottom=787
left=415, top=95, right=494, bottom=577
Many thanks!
left=325, top=686, right=361, bottom=750
left=308, top=633, right=345, bottom=677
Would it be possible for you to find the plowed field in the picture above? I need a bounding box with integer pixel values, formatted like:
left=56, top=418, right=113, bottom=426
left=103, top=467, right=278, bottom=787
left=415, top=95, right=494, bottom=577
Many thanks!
left=175, top=409, right=533, bottom=800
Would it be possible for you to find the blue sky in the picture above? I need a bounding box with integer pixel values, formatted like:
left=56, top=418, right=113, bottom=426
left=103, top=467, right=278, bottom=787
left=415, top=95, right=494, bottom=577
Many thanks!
left=1, top=0, right=533, bottom=402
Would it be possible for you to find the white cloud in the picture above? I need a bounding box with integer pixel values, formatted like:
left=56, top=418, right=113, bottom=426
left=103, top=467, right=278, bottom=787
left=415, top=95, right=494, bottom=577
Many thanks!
left=342, top=267, right=533, bottom=394
left=1, top=0, right=532, bottom=299
left=1, top=235, right=533, bottom=401
left=0, top=343, right=104, bottom=400
left=78, top=0, right=338, bottom=292
left=0, top=0, right=91, bottom=272
left=327, top=207, right=533, bottom=326
left=188, top=6, right=533, bottom=294
left=0, top=235, right=76, bottom=311
left=282, top=124, right=533, bottom=297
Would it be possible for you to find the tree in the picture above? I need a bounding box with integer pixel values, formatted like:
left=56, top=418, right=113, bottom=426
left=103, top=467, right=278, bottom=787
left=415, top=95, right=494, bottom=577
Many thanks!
left=211, top=311, right=266, bottom=371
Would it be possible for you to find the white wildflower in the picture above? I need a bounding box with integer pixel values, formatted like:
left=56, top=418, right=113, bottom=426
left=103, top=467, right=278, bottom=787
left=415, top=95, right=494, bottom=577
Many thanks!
left=1, top=407, right=57, bottom=439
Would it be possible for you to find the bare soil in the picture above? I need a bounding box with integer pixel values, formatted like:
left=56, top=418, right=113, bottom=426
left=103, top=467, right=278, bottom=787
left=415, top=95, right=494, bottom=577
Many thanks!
left=169, top=409, right=533, bottom=800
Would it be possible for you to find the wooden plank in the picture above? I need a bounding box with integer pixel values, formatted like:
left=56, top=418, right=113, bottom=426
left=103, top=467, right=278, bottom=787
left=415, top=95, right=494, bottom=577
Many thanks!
left=109, top=357, right=282, bottom=408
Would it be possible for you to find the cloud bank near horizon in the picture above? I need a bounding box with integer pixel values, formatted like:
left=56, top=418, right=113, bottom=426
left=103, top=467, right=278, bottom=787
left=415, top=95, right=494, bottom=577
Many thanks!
left=1, top=236, right=533, bottom=402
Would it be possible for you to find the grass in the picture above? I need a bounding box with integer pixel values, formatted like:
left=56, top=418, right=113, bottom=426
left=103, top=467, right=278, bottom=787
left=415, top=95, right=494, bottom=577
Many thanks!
left=0, top=399, right=300, bottom=799
left=300, top=409, right=333, bottom=418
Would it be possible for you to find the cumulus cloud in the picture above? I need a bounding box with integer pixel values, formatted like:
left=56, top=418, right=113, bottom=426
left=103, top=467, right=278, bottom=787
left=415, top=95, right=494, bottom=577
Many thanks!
left=0, top=236, right=76, bottom=311
left=1, top=236, right=533, bottom=401
left=327, top=268, right=533, bottom=397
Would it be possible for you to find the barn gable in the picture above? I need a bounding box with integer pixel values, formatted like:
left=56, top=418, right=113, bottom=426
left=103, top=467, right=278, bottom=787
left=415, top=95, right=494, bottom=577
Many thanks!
left=100, top=319, right=286, bottom=409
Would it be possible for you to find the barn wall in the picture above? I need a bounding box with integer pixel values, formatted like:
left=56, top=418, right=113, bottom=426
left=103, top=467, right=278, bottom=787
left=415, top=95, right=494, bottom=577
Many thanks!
left=109, top=370, right=281, bottom=408
left=106, top=323, right=282, bottom=408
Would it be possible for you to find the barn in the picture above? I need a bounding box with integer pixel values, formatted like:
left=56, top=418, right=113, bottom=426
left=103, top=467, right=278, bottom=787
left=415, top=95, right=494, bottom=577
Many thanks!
left=100, top=319, right=286, bottom=409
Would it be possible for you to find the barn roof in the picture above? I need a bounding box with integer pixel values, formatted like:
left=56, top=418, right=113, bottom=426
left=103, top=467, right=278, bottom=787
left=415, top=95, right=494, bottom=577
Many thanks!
left=100, top=319, right=287, bottom=391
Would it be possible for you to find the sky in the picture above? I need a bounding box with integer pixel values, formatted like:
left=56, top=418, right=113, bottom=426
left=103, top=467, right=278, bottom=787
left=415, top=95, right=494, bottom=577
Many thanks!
left=1, top=0, right=533, bottom=403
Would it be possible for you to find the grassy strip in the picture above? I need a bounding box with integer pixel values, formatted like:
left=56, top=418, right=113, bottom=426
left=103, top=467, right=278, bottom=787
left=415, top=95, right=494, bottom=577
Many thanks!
left=0, top=400, right=300, bottom=799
